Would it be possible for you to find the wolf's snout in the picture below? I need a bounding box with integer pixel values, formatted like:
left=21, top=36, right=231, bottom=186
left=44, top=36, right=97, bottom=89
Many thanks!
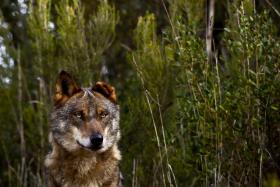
left=90, top=133, right=103, bottom=150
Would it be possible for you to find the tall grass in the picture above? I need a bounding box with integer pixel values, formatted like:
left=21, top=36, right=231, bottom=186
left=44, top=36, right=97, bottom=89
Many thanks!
left=127, top=1, right=280, bottom=186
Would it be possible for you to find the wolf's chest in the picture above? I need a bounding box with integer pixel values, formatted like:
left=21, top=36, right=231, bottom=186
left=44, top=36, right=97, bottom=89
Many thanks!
left=64, top=180, right=100, bottom=187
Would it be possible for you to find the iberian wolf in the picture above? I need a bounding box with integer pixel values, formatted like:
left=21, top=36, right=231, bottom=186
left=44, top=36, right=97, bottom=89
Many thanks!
left=45, top=71, right=122, bottom=187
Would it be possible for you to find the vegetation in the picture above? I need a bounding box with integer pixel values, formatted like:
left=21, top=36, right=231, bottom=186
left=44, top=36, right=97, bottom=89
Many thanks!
left=1, top=0, right=280, bottom=186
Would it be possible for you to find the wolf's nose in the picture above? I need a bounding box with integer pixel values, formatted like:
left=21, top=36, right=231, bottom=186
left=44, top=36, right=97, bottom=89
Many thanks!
left=90, top=133, right=103, bottom=150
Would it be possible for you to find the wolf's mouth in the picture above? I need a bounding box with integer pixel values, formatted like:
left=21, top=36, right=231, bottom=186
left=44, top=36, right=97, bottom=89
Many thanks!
left=76, top=140, right=102, bottom=151
left=76, top=140, right=91, bottom=150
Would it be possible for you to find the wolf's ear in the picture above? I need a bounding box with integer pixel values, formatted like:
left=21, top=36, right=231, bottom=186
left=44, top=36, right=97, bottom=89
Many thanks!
left=54, top=71, right=81, bottom=105
left=92, top=81, right=117, bottom=103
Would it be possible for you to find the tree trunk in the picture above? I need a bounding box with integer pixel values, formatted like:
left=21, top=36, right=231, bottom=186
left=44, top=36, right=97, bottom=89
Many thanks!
left=206, top=0, right=215, bottom=63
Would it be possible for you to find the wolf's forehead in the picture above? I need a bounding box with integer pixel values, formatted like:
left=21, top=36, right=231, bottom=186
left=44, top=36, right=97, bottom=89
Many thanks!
left=78, top=89, right=99, bottom=107
left=82, top=88, right=94, bottom=98
left=77, top=88, right=110, bottom=107
left=64, top=88, right=113, bottom=111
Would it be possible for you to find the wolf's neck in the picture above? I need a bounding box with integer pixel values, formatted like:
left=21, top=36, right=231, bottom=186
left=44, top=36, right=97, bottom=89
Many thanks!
left=45, top=137, right=121, bottom=177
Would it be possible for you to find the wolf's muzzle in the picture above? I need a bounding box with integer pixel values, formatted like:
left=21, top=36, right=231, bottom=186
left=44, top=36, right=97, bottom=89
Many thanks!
left=90, top=133, right=103, bottom=150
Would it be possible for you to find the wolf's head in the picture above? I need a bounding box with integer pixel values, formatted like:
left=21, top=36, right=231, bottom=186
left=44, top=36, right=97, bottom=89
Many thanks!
left=50, top=71, right=120, bottom=153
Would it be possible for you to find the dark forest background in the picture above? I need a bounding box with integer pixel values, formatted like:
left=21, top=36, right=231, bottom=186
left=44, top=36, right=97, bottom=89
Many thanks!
left=1, top=0, right=280, bottom=186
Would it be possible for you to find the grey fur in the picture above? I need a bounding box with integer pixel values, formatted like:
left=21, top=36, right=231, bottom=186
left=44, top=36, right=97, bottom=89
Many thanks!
left=50, top=89, right=120, bottom=152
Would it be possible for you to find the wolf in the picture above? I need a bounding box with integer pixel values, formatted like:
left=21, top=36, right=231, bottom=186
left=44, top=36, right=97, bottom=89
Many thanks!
left=44, top=71, right=122, bottom=187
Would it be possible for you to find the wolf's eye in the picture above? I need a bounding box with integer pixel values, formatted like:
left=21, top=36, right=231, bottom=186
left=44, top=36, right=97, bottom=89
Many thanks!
left=73, top=111, right=83, bottom=119
left=100, top=111, right=108, bottom=118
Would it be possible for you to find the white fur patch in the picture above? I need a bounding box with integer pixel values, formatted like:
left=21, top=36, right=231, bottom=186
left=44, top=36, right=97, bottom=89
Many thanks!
left=112, top=144, right=122, bottom=161
left=112, top=118, right=117, bottom=129
left=72, top=127, right=91, bottom=147
left=59, top=121, right=65, bottom=128
left=103, top=127, right=110, bottom=145
left=98, top=127, right=110, bottom=153
left=112, top=118, right=121, bottom=141
left=82, top=88, right=94, bottom=98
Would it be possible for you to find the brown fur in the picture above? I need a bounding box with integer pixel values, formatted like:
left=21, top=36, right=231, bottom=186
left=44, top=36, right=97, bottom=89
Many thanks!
left=45, top=135, right=121, bottom=187
left=45, top=71, right=122, bottom=187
